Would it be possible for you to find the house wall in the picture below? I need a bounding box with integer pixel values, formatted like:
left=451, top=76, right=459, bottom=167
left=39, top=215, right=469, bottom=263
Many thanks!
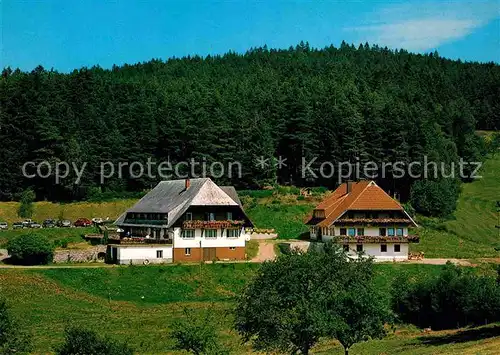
left=173, top=246, right=245, bottom=261
left=345, top=242, right=409, bottom=261
left=173, top=247, right=202, bottom=262
left=310, top=225, right=409, bottom=239
left=115, top=245, right=173, bottom=264
left=173, top=227, right=249, bottom=249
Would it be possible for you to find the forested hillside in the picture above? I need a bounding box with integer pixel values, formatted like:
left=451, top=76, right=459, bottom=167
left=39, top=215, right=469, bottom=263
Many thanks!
left=1, top=42, right=499, bottom=204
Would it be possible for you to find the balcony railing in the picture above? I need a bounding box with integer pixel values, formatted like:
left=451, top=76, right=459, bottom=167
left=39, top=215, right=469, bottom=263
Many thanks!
left=122, top=219, right=167, bottom=225
left=329, top=235, right=419, bottom=243
left=110, top=237, right=173, bottom=245
left=182, top=220, right=244, bottom=229
left=336, top=218, right=413, bottom=224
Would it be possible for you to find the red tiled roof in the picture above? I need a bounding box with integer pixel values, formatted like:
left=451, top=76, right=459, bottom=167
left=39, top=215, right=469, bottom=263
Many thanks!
left=305, top=180, right=415, bottom=227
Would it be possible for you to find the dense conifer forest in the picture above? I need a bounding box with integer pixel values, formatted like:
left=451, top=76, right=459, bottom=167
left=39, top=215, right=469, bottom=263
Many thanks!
left=1, top=42, right=499, bottom=211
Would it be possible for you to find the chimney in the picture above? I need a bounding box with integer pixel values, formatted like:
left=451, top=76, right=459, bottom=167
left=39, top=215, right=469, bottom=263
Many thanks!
left=185, top=178, right=191, bottom=190
left=347, top=180, right=353, bottom=194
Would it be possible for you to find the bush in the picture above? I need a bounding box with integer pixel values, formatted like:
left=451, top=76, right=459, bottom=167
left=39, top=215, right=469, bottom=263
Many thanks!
left=56, top=327, right=133, bottom=355
left=410, top=178, right=460, bottom=217
left=238, top=190, right=273, bottom=199
left=6, top=234, right=54, bottom=265
left=310, top=186, right=328, bottom=195
left=275, top=185, right=300, bottom=195
left=392, top=262, right=500, bottom=330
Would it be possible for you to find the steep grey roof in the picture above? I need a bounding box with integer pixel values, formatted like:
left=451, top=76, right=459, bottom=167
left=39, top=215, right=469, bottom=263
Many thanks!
left=220, top=186, right=242, bottom=206
left=129, top=178, right=208, bottom=213
left=115, top=178, right=251, bottom=228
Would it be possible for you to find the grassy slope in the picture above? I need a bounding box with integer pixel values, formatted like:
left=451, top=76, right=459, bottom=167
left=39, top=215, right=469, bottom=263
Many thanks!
left=0, top=199, right=136, bottom=224
left=0, top=200, right=136, bottom=247
left=1, top=264, right=499, bottom=354
left=412, top=153, right=500, bottom=258
left=245, top=202, right=315, bottom=239
left=0, top=226, right=96, bottom=247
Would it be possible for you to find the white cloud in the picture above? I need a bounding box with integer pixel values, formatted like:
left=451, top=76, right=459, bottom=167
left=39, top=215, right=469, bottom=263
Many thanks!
left=347, top=0, right=499, bottom=51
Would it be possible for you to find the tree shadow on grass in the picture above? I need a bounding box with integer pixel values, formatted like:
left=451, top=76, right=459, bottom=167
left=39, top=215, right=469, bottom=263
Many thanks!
left=418, top=325, right=500, bottom=346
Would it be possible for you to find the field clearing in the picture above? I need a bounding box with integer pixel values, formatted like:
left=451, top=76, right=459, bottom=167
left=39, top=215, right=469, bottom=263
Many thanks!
left=0, top=226, right=96, bottom=247
left=0, top=199, right=137, bottom=224
left=1, top=263, right=499, bottom=354
left=412, top=153, right=500, bottom=258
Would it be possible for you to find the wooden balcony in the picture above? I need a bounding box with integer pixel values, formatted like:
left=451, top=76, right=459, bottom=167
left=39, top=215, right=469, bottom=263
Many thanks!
left=329, top=235, right=419, bottom=243
left=122, top=219, right=167, bottom=226
left=109, top=237, right=173, bottom=245
left=336, top=218, right=413, bottom=224
left=182, top=220, right=245, bottom=229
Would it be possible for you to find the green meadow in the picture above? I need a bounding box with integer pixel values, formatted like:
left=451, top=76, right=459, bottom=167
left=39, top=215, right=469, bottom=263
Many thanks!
left=1, top=263, right=499, bottom=354
left=411, top=153, right=500, bottom=258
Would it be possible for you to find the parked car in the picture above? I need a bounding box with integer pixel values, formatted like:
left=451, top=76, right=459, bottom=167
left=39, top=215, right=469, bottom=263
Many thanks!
left=0, top=222, right=8, bottom=230
left=43, top=219, right=57, bottom=228
left=29, top=221, right=42, bottom=228
left=12, top=222, right=24, bottom=229
left=22, top=219, right=33, bottom=228
left=57, top=220, right=72, bottom=227
left=91, top=217, right=103, bottom=224
left=74, top=218, right=92, bottom=227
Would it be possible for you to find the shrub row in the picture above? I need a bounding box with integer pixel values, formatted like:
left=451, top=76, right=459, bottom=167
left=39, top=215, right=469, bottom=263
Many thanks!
left=392, top=263, right=500, bottom=329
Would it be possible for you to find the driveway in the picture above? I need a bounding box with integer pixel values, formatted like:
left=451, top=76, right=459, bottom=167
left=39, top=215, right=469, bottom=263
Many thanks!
left=251, top=241, right=276, bottom=262
left=0, top=249, right=8, bottom=261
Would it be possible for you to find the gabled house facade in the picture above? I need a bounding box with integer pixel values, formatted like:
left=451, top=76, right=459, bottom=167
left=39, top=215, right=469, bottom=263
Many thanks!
left=305, top=180, right=418, bottom=261
left=111, top=178, right=253, bottom=264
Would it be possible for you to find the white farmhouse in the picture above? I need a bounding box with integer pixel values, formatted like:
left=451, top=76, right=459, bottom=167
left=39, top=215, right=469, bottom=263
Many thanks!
left=305, top=180, right=418, bottom=261
left=111, top=178, right=253, bottom=264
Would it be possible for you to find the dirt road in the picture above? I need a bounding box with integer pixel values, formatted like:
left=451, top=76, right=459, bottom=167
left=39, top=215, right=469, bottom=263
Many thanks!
left=251, top=241, right=276, bottom=262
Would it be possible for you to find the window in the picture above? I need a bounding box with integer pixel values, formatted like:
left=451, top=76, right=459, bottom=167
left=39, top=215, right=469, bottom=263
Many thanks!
left=227, top=212, right=233, bottom=220
left=185, top=248, right=191, bottom=256
left=394, top=244, right=401, bottom=252
left=205, top=229, right=217, bottom=238
left=348, top=228, right=356, bottom=237
left=357, top=228, right=364, bottom=236
left=396, top=228, right=404, bottom=236
left=182, top=229, right=195, bottom=238
left=379, top=228, right=386, bottom=236
left=207, top=212, right=216, bottom=221
left=340, top=228, right=347, bottom=236
left=356, top=244, right=363, bottom=252
left=227, top=229, right=241, bottom=238
left=343, top=244, right=349, bottom=252
left=185, top=212, right=193, bottom=221
left=387, top=228, right=395, bottom=236
left=156, top=250, right=163, bottom=258
left=381, top=244, right=387, bottom=252
left=229, top=247, right=236, bottom=251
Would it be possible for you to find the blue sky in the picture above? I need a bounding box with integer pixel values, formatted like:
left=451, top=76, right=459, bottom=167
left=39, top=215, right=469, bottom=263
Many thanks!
left=1, top=0, right=499, bottom=72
